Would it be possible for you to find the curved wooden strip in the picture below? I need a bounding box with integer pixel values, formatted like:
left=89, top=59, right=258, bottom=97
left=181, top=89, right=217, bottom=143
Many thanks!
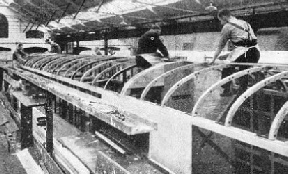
left=191, top=66, right=267, bottom=117
left=70, top=57, right=124, bottom=79
left=37, top=57, right=60, bottom=70
left=71, top=60, right=103, bottom=79
left=26, top=54, right=56, bottom=67
left=39, top=55, right=70, bottom=70
left=55, top=57, right=94, bottom=75
left=25, top=56, right=42, bottom=67
left=140, top=63, right=194, bottom=100
left=269, top=101, right=288, bottom=140
left=91, top=63, right=123, bottom=86
left=30, top=55, right=56, bottom=68
left=80, top=61, right=114, bottom=82
left=59, top=57, right=96, bottom=76
left=225, top=71, right=288, bottom=126
left=161, top=64, right=230, bottom=106
left=121, top=63, right=177, bottom=95
left=42, top=55, right=76, bottom=72
left=33, top=56, right=60, bottom=69
left=49, top=56, right=82, bottom=73
left=104, top=64, right=137, bottom=90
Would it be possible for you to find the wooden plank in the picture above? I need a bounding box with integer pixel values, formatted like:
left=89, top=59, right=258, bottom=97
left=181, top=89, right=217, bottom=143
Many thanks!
left=8, top=69, right=156, bottom=135
left=191, top=116, right=288, bottom=157
left=3, top=73, right=20, bottom=89
left=11, top=91, right=46, bottom=107
left=15, top=66, right=192, bottom=173
left=96, top=151, right=130, bottom=174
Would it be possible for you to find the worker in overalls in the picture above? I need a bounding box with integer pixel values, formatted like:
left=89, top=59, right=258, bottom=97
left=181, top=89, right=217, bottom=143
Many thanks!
left=136, top=24, right=170, bottom=69
left=211, top=9, right=260, bottom=96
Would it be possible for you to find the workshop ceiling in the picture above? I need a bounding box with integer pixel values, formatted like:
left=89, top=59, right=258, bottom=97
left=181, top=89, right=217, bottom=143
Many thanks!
left=0, top=0, right=287, bottom=34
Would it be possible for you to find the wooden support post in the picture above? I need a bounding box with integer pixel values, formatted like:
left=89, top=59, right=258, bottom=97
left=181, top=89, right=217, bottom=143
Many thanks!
left=68, top=103, right=74, bottom=123
left=104, top=33, right=108, bottom=55
left=80, top=112, right=86, bottom=132
left=10, top=95, right=15, bottom=110
left=60, top=100, right=67, bottom=119
left=45, top=92, right=53, bottom=154
left=73, top=106, right=77, bottom=126
left=0, top=68, right=3, bottom=91
left=89, top=115, right=94, bottom=134
left=53, top=95, right=57, bottom=114
left=20, top=104, right=33, bottom=149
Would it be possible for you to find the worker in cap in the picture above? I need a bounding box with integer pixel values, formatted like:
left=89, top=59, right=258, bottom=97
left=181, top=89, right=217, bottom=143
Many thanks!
left=136, top=24, right=170, bottom=69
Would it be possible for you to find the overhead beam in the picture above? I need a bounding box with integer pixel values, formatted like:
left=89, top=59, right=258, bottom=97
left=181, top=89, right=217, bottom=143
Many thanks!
left=57, top=3, right=71, bottom=23
left=73, top=0, right=86, bottom=19
left=96, top=0, right=106, bottom=13
left=46, top=10, right=58, bottom=26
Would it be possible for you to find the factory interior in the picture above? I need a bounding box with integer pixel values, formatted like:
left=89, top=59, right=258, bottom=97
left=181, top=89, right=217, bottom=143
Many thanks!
left=0, top=0, right=288, bottom=174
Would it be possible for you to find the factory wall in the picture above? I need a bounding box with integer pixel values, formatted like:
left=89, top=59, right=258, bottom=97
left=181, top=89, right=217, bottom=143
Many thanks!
left=0, top=6, right=50, bottom=60
left=79, top=27, right=287, bottom=57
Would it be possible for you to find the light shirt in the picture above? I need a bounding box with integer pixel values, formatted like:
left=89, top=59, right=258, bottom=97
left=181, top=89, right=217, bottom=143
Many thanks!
left=219, top=17, right=259, bottom=62
left=219, top=17, right=257, bottom=48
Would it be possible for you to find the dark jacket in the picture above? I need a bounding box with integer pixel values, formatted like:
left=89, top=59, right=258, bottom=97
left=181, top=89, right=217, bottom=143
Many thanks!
left=136, top=30, right=169, bottom=57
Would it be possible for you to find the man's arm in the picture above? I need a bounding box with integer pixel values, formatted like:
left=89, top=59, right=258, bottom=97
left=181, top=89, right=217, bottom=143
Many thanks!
left=211, top=26, right=230, bottom=64
left=156, top=37, right=169, bottom=58
left=14, top=51, right=27, bottom=64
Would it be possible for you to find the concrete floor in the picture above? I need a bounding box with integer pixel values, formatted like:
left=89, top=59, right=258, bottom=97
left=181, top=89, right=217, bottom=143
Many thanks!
left=0, top=134, right=27, bottom=174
